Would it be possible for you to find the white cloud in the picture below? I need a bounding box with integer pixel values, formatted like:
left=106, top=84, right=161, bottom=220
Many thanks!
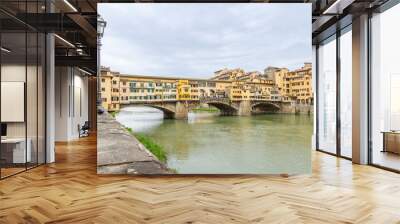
left=99, top=3, right=311, bottom=78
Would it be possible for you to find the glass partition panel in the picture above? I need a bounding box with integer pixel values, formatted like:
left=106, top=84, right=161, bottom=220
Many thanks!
left=371, top=4, right=400, bottom=171
left=339, top=28, right=352, bottom=158
left=38, top=32, right=45, bottom=165
left=0, top=1, right=46, bottom=179
left=317, top=36, right=337, bottom=154
left=1, top=31, right=27, bottom=178
left=27, top=31, right=38, bottom=169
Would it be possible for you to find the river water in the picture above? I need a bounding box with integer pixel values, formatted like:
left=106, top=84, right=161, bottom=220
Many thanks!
left=116, top=106, right=313, bottom=174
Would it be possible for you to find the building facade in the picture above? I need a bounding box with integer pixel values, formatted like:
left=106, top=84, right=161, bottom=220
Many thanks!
left=285, top=63, right=313, bottom=104
left=267, top=63, right=313, bottom=104
left=100, top=67, right=120, bottom=111
left=100, top=63, right=313, bottom=112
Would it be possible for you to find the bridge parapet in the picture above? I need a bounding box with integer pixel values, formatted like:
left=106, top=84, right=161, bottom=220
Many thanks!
left=128, top=99, right=178, bottom=104
left=199, top=97, right=231, bottom=104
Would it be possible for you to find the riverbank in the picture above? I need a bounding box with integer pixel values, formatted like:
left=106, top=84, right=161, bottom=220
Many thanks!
left=97, top=111, right=172, bottom=174
left=124, top=127, right=168, bottom=163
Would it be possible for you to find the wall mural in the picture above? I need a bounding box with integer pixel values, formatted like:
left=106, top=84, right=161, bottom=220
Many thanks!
left=97, top=3, right=313, bottom=174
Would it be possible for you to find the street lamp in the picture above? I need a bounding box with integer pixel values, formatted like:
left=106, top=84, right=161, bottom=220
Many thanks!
left=98, top=16, right=106, bottom=38
left=97, top=15, right=107, bottom=109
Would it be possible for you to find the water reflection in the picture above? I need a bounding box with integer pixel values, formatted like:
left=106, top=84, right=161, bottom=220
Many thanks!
left=117, top=106, right=163, bottom=132
left=188, top=112, right=219, bottom=124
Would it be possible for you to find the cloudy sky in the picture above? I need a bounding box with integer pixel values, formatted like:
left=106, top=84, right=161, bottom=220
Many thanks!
left=99, top=4, right=311, bottom=78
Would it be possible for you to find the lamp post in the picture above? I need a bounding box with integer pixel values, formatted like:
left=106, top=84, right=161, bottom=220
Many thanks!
left=97, top=15, right=107, bottom=108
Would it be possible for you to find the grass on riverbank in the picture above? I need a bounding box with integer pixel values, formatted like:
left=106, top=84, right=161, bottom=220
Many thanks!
left=124, top=127, right=168, bottom=163
left=110, top=111, right=119, bottom=118
left=192, top=107, right=220, bottom=113
left=135, top=133, right=168, bottom=163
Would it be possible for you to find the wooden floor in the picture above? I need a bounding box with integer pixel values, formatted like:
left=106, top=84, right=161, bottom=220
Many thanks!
left=1, top=135, right=400, bottom=224
left=1, top=167, right=26, bottom=178
left=373, top=151, right=400, bottom=171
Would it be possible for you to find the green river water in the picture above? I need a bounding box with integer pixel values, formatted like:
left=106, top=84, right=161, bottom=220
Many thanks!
left=116, top=106, right=313, bottom=174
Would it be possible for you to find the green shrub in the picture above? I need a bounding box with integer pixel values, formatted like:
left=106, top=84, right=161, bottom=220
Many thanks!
left=110, top=111, right=119, bottom=118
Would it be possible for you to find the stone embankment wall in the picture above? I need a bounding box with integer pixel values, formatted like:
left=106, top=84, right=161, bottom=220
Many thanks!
left=97, top=112, right=171, bottom=174
left=279, top=103, right=313, bottom=115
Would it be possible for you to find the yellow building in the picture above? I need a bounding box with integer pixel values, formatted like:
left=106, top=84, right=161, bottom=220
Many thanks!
left=286, top=63, right=313, bottom=104
left=100, top=64, right=310, bottom=113
left=198, top=81, right=217, bottom=98
left=177, top=80, right=191, bottom=100
left=160, top=81, right=177, bottom=101
left=189, top=81, right=199, bottom=100
left=227, top=81, right=250, bottom=101
left=215, top=81, right=231, bottom=98
left=237, top=71, right=262, bottom=82
left=129, top=80, right=156, bottom=101
left=270, top=68, right=290, bottom=95
left=212, top=68, right=246, bottom=81
left=100, top=67, right=120, bottom=111
left=119, top=78, right=130, bottom=104
left=110, top=74, right=120, bottom=110
left=245, top=83, right=269, bottom=100
left=107, top=75, right=177, bottom=102
left=268, top=63, right=313, bottom=104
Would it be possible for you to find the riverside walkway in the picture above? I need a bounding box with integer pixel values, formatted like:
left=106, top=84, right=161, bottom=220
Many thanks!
left=97, top=111, right=171, bottom=174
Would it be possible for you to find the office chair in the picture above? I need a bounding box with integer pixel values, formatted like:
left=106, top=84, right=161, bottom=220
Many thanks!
left=79, top=121, right=90, bottom=138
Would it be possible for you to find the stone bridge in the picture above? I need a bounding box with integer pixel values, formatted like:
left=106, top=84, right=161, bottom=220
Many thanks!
left=121, top=98, right=291, bottom=119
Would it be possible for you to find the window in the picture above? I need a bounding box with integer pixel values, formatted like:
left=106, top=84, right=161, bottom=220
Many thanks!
left=102, top=88, right=105, bottom=92
left=370, top=4, right=400, bottom=171
left=340, top=28, right=352, bottom=158
left=317, top=35, right=337, bottom=154
left=102, top=78, right=105, bottom=82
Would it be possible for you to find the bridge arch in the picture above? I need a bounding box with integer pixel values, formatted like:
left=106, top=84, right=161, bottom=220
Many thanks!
left=251, top=102, right=280, bottom=114
left=206, top=101, right=238, bottom=116
left=121, top=103, right=177, bottom=119
left=143, top=104, right=176, bottom=119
